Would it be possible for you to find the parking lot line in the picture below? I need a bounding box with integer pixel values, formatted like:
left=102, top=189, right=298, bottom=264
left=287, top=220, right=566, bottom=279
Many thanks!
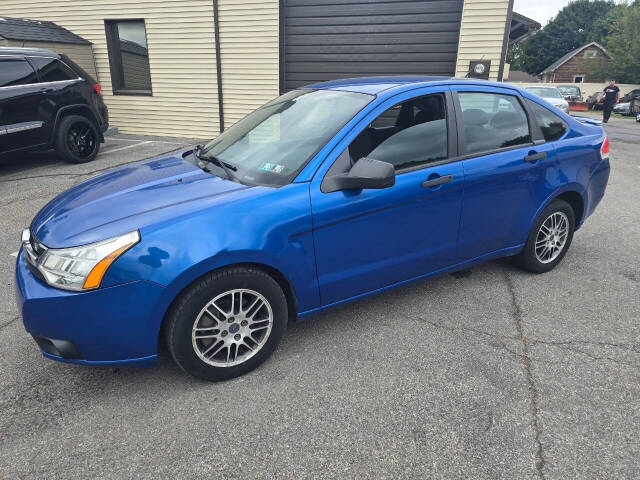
left=102, top=141, right=152, bottom=155
left=10, top=251, right=18, bottom=257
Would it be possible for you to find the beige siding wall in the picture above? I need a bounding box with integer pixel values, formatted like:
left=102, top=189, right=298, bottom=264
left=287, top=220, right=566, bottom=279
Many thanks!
left=1, top=39, right=98, bottom=79
left=1, top=0, right=221, bottom=138
left=218, top=0, right=279, bottom=128
left=455, top=0, right=510, bottom=81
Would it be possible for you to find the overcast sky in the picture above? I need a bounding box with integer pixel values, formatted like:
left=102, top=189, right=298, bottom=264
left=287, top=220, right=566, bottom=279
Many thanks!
left=514, top=0, right=627, bottom=25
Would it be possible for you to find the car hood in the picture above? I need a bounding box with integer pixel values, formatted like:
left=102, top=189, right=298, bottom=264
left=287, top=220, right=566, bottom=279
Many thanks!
left=31, top=150, right=251, bottom=248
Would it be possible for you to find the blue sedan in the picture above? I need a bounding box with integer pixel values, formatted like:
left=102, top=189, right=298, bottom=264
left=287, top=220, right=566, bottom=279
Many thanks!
left=15, top=77, right=610, bottom=380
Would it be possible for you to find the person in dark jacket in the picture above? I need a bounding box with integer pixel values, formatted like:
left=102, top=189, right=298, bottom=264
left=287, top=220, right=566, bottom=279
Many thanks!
left=602, top=79, right=620, bottom=123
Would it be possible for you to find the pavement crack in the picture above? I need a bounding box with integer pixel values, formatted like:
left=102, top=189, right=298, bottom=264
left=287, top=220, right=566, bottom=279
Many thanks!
left=0, top=172, right=82, bottom=184
left=0, top=315, right=19, bottom=331
left=504, top=272, right=546, bottom=480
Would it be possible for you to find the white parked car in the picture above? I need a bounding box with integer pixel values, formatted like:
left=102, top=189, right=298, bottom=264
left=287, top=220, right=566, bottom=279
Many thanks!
left=613, top=102, right=631, bottom=115
left=524, top=86, right=570, bottom=113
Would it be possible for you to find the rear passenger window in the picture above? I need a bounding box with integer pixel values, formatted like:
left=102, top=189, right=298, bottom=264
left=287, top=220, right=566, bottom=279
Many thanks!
left=458, top=92, right=531, bottom=155
left=526, top=99, right=568, bottom=142
left=348, top=94, right=448, bottom=171
left=29, top=57, right=77, bottom=83
left=0, top=59, right=38, bottom=87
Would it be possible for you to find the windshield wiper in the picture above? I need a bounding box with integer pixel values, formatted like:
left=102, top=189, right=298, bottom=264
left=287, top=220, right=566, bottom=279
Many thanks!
left=193, top=144, right=239, bottom=183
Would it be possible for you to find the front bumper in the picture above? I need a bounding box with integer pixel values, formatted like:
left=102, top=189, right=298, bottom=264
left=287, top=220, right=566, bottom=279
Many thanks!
left=15, top=248, right=166, bottom=367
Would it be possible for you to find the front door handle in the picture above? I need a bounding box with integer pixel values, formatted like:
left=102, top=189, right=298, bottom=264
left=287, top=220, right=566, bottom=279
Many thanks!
left=39, top=87, right=54, bottom=93
left=524, top=151, right=547, bottom=163
left=422, top=174, right=453, bottom=188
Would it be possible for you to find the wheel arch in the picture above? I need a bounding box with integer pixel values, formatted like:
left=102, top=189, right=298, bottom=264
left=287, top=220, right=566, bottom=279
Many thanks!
left=155, top=260, right=299, bottom=352
left=527, top=185, right=586, bottom=237
left=51, top=105, right=103, bottom=143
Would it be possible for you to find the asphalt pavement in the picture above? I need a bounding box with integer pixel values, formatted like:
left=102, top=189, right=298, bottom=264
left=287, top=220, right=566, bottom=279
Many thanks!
left=0, top=120, right=638, bottom=479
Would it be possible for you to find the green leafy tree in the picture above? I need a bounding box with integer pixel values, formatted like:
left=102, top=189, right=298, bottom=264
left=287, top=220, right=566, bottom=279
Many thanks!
left=586, top=2, right=640, bottom=83
left=509, top=0, right=617, bottom=75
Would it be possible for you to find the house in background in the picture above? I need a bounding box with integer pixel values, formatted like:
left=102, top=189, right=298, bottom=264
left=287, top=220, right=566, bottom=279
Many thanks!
left=2, top=0, right=533, bottom=138
left=0, top=16, right=97, bottom=79
left=504, top=70, right=540, bottom=83
left=540, top=42, right=610, bottom=83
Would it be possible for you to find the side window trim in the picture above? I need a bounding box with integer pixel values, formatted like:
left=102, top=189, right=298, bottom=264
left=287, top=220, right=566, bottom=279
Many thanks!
left=451, top=89, right=538, bottom=157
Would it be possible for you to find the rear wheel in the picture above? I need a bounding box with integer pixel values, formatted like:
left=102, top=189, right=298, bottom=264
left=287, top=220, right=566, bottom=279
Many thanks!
left=516, top=199, right=575, bottom=273
left=54, top=115, right=100, bottom=163
left=165, top=267, right=288, bottom=381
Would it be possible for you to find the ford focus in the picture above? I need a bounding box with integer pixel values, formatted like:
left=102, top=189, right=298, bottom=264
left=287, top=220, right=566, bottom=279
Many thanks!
left=15, top=77, right=610, bottom=381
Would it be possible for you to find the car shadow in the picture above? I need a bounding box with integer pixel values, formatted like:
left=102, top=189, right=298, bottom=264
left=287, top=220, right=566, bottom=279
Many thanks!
left=0, top=149, right=65, bottom=177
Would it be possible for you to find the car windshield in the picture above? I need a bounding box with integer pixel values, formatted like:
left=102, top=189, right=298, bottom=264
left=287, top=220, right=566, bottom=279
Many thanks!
left=526, top=87, right=562, bottom=99
left=199, top=89, right=373, bottom=186
left=558, top=86, right=580, bottom=95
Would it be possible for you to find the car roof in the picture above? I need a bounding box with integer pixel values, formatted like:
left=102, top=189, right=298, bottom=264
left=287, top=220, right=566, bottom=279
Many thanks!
left=0, top=46, right=59, bottom=58
left=304, top=76, right=521, bottom=95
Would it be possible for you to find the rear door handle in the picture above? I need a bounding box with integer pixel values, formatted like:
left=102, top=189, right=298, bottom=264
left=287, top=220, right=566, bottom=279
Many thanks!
left=524, top=152, right=546, bottom=163
left=422, top=174, right=453, bottom=188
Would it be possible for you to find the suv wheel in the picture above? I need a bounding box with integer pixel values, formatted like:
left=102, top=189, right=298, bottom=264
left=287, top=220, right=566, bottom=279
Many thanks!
left=516, top=199, right=575, bottom=273
left=55, top=115, right=100, bottom=163
left=165, top=267, right=288, bottom=381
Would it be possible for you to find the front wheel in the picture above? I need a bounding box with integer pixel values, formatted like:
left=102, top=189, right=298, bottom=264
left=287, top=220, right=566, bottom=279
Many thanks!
left=165, top=267, right=288, bottom=381
left=516, top=199, right=575, bottom=273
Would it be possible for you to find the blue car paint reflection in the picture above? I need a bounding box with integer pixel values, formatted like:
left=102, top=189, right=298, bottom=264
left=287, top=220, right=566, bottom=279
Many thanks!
left=15, top=77, right=609, bottom=366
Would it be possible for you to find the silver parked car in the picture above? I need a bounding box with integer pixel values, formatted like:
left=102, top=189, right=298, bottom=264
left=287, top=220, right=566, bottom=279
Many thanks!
left=524, top=86, right=570, bottom=113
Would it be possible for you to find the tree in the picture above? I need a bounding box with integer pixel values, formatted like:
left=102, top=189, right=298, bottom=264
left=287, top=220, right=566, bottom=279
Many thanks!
left=586, top=2, right=640, bottom=83
left=508, top=0, right=618, bottom=75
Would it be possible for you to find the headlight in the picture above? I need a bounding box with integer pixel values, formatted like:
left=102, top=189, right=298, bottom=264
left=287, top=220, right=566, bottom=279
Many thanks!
left=23, top=230, right=140, bottom=291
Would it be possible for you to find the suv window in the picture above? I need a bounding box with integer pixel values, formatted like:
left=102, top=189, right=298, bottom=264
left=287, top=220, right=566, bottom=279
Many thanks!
left=526, top=99, right=568, bottom=142
left=458, top=92, right=531, bottom=155
left=29, top=57, right=77, bottom=83
left=348, top=94, right=448, bottom=171
left=0, top=58, right=38, bottom=87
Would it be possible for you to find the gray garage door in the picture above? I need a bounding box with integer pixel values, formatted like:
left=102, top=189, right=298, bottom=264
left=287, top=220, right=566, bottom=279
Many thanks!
left=280, top=0, right=465, bottom=91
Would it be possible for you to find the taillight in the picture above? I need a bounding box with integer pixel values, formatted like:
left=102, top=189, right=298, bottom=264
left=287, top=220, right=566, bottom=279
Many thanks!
left=600, top=136, right=610, bottom=160
left=92, top=83, right=102, bottom=96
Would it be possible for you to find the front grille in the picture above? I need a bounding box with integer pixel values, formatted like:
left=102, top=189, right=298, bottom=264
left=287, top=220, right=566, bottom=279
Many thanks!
left=23, top=230, right=48, bottom=280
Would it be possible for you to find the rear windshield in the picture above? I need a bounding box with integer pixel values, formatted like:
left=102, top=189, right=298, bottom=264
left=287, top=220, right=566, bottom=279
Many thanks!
left=558, top=86, right=581, bottom=95
left=526, top=87, right=562, bottom=99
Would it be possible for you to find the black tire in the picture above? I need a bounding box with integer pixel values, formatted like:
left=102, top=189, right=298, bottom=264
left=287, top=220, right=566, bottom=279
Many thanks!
left=54, top=114, right=100, bottom=163
left=516, top=199, right=575, bottom=274
left=165, top=266, right=288, bottom=381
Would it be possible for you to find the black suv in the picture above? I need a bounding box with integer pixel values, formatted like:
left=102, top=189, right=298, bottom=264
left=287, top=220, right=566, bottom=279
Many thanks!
left=0, top=47, right=108, bottom=163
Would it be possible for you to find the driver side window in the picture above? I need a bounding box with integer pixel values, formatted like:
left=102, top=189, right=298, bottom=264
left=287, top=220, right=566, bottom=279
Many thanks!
left=346, top=94, right=448, bottom=172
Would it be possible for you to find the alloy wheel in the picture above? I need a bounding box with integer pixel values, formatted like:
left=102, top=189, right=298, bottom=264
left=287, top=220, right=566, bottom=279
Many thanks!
left=535, top=211, right=569, bottom=264
left=66, top=122, right=97, bottom=158
left=191, top=289, right=273, bottom=367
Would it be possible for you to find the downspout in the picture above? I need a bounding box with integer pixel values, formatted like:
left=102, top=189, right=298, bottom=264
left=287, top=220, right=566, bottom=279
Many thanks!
left=498, top=0, right=515, bottom=82
left=213, top=0, right=225, bottom=132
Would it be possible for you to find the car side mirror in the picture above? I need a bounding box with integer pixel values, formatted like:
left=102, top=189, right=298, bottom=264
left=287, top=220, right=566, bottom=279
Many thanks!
left=323, top=157, right=395, bottom=193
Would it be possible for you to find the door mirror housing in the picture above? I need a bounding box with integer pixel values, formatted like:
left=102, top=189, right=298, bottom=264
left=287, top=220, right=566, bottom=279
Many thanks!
left=323, top=157, right=395, bottom=193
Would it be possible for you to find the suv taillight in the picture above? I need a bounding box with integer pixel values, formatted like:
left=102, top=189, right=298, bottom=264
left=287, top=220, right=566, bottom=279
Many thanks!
left=92, top=83, right=102, bottom=96
left=600, top=136, right=610, bottom=160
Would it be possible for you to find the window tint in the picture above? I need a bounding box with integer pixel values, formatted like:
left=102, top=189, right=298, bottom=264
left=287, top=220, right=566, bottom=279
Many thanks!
left=526, top=99, right=568, bottom=142
left=371, top=104, right=401, bottom=128
left=0, top=59, right=38, bottom=87
left=105, top=19, right=152, bottom=93
left=347, top=94, right=447, bottom=171
left=458, top=92, right=531, bottom=155
left=29, top=57, right=76, bottom=82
